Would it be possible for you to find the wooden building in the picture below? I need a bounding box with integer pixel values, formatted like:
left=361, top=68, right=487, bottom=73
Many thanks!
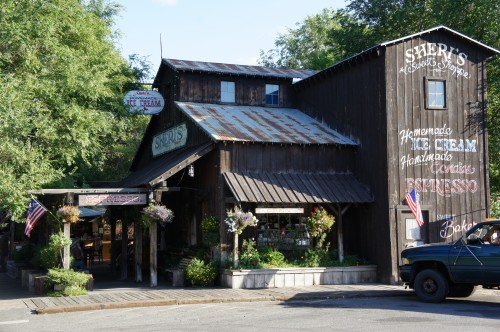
left=293, top=26, right=499, bottom=282
left=122, top=26, right=499, bottom=284
left=120, top=60, right=373, bottom=275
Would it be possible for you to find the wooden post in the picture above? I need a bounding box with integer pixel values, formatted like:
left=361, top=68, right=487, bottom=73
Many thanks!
left=149, top=190, right=161, bottom=287
left=120, top=218, right=128, bottom=280
left=329, top=204, right=351, bottom=264
left=149, top=221, right=157, bottom=287
left=63, top=222, right=71, bottom=269
left=233, top=232, right=239, bottom=269
left=63, top=192, right=74, bottom=270
left=134, top=220, right=143, bottom=283
left=337, top=212, right=344, bottom=263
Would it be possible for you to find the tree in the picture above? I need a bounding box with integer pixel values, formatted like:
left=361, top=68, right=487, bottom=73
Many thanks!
left=0, top=0, right=148, bottom=220
left=258, top=8, right=346, bottom=70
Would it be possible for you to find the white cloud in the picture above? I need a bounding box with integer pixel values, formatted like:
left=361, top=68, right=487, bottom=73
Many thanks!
left=153, top=0, right=178, bottom=6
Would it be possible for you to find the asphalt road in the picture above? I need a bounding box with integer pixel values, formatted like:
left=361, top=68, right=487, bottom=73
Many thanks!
left=1, top=292, right=500, bottom=332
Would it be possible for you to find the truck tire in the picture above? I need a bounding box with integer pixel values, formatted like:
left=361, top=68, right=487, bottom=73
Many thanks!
left=448, top=284, right=476, bottom=298
left=414, top=269, right=449, bottom=303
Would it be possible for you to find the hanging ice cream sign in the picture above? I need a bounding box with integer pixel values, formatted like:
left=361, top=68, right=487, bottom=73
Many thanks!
left=399, top=42, right=470, bottom=79
left=123, top=90, right=165, bottom=114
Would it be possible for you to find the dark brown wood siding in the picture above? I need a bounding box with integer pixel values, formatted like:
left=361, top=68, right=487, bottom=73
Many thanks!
left=178, top=72, right=294, bottom=107
left=218, top=143, right=355, bottom=174
left=386, top=31, right=490, bottom=256
left=294, top=54, right=390, bottom=282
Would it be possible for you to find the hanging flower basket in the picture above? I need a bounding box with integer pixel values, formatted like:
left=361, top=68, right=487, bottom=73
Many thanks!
left=225, top=207, right=258, bottom=235
left=141, top=203, right=174, bottom=230
left=56, top=205, right=81, bottom=223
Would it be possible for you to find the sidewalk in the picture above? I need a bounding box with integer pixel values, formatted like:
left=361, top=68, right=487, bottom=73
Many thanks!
left=1, top=272, right=414, bottom=314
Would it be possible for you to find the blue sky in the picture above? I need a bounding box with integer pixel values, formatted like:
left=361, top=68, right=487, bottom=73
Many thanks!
left=114, top=0, right=347, bottom=74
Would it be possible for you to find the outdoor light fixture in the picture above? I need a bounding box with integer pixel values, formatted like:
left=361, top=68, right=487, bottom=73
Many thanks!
left=188, top=164, right=194, bottom=177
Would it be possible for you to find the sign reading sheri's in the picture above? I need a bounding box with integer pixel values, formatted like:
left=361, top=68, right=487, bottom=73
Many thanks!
left=152, top=123, right=188, bottom=157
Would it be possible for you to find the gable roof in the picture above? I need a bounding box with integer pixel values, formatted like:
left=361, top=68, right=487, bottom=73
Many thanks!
left=295, top=25, right=500, bottom=88
left=176, top=102, right=357, bottom=146
left=160, top=58, right=318, bottom=79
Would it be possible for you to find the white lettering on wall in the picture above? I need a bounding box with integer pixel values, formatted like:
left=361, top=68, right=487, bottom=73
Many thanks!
left=400, top=42, right=470, bottom=79
left=439, top=217, right=476, bottom=239
left=399, top=125, right=477, bottom=169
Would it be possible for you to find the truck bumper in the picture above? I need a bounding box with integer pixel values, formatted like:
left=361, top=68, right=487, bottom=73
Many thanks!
left=399, top=265, right=412, bottom=284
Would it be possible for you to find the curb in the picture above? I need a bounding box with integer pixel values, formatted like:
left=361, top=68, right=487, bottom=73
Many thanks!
left=34, top=289, right=413, bottom=314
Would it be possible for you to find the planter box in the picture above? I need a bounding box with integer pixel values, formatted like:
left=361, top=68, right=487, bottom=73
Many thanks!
left=221, top=265, right=377, bottom=289
left=6, top=260, right=27, bottom=279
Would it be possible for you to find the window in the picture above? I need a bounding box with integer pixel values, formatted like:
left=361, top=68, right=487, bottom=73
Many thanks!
left=265, top=84, right=279, bottom=105
left=426, top=78, right=446, bottom=109
left=221, top=81, right=235, bottom=103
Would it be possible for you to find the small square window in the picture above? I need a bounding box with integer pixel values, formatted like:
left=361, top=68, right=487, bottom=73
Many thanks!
left=426, top=79, right=446, bottom=109
left=265, top=84, right=279, bottom=105
left=221, top=81, right=235, bottom=103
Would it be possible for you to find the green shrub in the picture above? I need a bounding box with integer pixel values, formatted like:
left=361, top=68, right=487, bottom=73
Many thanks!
left=301, top=248, right=331, bottom=267
left=259, top=247, right=286, bottom=267
left=46, top=268, right=89, bottom=296
left=185, top=258, right=217, bottom=286
left=201, top=216, right=219, bottom=247
left=239, top=239, right=260, bottom=269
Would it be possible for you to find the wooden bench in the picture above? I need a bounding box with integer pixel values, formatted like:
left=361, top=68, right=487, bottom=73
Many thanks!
left=164, top=257, right=193, bottom=287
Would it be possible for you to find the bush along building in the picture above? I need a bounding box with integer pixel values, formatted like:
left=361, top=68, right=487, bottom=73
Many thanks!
left=121, top=26, right=498, bottom=284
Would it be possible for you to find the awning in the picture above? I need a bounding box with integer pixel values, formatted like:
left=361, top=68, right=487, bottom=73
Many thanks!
left=223, top=171, right=373, bottom=204
left=119, top=142, right=214, bottom=188
left=78, top=207, right=105, bottom=218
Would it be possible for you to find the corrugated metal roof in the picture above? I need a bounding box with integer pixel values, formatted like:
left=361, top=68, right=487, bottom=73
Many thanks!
left=223, top=171, right=373, bottom=204
left=176, top=102, right=357, bottom=146
left=163, top=59, right=318, bottom=79
left=119, top=142, right=214, bottom=188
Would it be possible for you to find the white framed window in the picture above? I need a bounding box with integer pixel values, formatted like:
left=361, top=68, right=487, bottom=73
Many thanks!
left=426, top=78, right=446, bottom=109
left=221, top=81, right=235, bottom=103
left=405, top=218, right=422, bottom=240
left=265, top=84, right=279, bottom=105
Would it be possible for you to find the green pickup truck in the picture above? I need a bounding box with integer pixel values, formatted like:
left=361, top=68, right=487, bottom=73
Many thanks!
left=399, top=219, right=500, bottom=302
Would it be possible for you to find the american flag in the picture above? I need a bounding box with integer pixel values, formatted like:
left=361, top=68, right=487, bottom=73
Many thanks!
left=24, top=198, right=47, bottom=237
left=405, top=188, right=424, bottom=227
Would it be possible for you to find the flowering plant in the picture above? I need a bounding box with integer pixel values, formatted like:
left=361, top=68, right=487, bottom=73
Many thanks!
left=56, top=205, right=81, bottom=223
left=225, top=207, right=259, bottom=235
left=307, top=207, right=335, bottom=249
left=141, top=203, right=174, bottom=229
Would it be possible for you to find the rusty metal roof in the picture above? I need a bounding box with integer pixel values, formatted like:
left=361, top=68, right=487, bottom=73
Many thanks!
left=163, top=59, right=318, bottom=79
left=176, top=102, right=357, bottom=146
left=223, top=171, right=373, bottom=204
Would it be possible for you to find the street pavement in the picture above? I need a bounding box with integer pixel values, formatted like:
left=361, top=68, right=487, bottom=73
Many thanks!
left=5, top=271, right=496, bottom=315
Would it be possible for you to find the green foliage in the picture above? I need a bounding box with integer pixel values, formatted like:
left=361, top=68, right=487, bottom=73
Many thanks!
left=259, top=8, right=344, bottom=70
left=301, top=247, right=331, bottom=267
left=307, top=207, right=335, bottom=249
left=491, top=194, right=500, bottom=218
left=46, top=268, right=89, bottom=296
left=43, top=232, right=72, bottom=268
left=239, top=239, right=261, bottom=269
left=185, top=258, right=217, bottom=287
left=38, top=246, right=60, bottom=269
left=259, top=247, right=286, bottom=267
left=0, top=0, right=149, bottom=220
left=201, top=215, right=219, bottom=233
left=201, top=215, right=219, bottom=247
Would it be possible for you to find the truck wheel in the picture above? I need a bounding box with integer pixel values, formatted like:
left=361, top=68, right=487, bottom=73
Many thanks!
left=414, top=269, right=449, bottom=303
left=448, top=284, right=476, bottom=298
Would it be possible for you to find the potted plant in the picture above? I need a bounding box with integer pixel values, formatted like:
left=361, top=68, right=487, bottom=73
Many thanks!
left=141, top=203, right=174, bottom=231
left=46, top=268, right=90, bottom=296
left=225, top=207, right=258, bottom=268
left=56, top=205, right=81, bottom=223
